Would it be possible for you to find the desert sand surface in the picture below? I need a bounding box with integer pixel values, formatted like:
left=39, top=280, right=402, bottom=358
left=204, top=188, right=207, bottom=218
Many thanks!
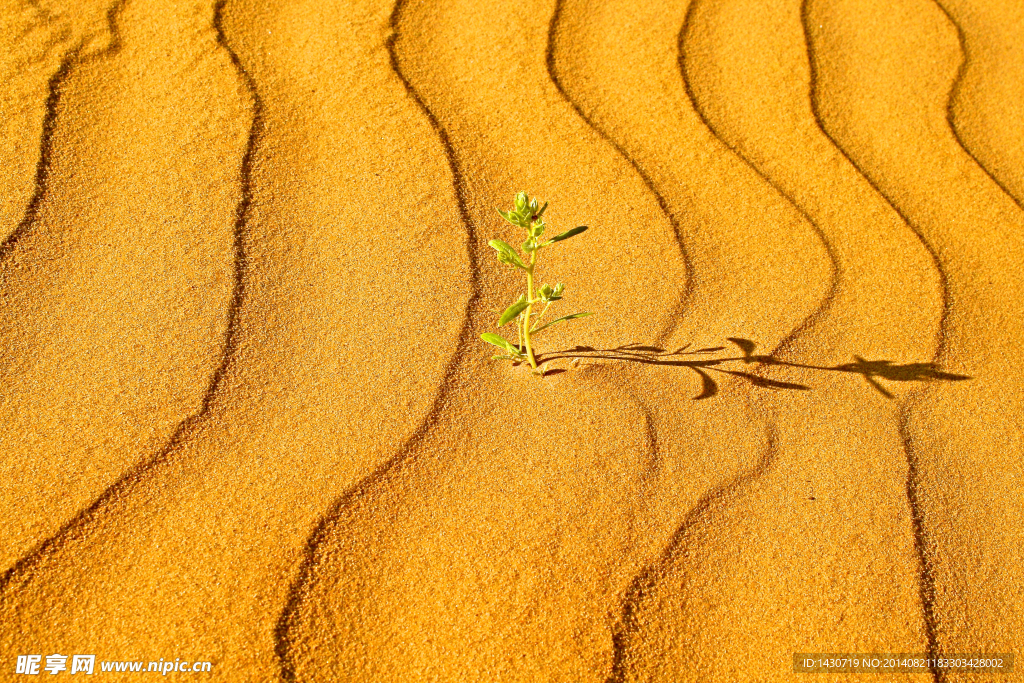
left=0, top=0, right=1021, bottom=680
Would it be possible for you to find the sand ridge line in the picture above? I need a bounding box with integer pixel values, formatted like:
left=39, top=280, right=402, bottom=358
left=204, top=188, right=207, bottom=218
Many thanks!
left=0, top=0, right=256, bottom=590
left=897, top=411, right=944, bottom=683
left=680, top=0, right=841, bottom=363
left=930, top=0, right=1024, bottom=215
left=0, top=0, right=120, bottom=243
left=273, top=2, right=482, bottom=674
left=182, top=0, right=255, bottom=426
left=0, top=0, right=244, bottom=573
left=608, top=0, right=952, bottom=677
left=546, top=0, right=694, bottom=348
left=800, top=0, right=951, bottom=362
left=0, top=54, right=69, bottom=261
left=606, top=421, right=778, bottom=683
left=798, top=1, right=953, bottom=673
left=805, top=0, right=1024, bottom=665
left=0, top=0, right=125, bottom=260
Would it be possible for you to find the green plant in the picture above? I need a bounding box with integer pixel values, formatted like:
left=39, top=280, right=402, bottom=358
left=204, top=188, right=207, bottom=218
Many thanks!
left=480, top=191, right=594, bottom=373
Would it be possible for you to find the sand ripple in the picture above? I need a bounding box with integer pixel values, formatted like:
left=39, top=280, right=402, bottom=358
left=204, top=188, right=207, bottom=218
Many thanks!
left=0, top=0, right=1020, bottom=680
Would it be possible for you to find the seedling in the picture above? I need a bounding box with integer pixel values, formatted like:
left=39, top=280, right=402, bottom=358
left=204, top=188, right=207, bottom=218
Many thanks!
left=480, top=191, right=594, bottom=374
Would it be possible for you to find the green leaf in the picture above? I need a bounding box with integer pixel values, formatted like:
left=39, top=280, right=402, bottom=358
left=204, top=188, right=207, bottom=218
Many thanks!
left=481, top=332, right=518, bottom=354
left=488, top=239, right=525, bottom=268
left=531, top=311, right=594, bottom=335
left=547, top=225, right=588, bottom=244
left=499, top=295, right=529, bottom=326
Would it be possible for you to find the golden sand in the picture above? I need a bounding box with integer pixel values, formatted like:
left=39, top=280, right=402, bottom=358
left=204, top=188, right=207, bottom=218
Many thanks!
left=0, top=0, right=1020, bottom=680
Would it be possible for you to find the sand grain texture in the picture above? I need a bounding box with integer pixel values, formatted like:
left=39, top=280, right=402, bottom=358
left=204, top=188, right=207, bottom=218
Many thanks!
left=0, top=0, right=241, bottom=571
left=0, top=0, right=1021, bottom=680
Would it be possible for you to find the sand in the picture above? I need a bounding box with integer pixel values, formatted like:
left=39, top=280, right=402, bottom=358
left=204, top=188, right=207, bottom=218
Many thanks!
left=0, top=0, right=1020, bottom=680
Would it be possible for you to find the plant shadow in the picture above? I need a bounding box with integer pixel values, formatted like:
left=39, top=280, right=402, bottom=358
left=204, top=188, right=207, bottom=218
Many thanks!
left=537, top=338, right=971, bottom=400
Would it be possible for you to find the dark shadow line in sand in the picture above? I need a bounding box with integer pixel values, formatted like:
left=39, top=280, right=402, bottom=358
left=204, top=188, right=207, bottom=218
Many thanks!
left=678, top=0, right=841, bottom=362
left=0, top=0, right=141, bottom=591
left=193, top=0, right=252, bottom=422
left=606, top=423, right=779, bottom=683
left=604, top=0, right=962, bottom=673
left=539, top=337, right=970, bottom=401
left=913, top=4, right=1024, bottom=670
left=546, top=0, right=694, bottom=347
left=0, top=0, right=129, bottom=263
left=0, top=0, right=253, bottom=611
left=931, top=0, right=1024, bottom=214
left=898, top=412, right=945, bottom=683
left=603, top=0, right=846, bottom=669
left=0, top=55, right=70, bottom=262
left=272, top=1, right=482, bottom=679
left=799, top=2, right=952, bottom=365
left=800, top=2, right=955, bottom=679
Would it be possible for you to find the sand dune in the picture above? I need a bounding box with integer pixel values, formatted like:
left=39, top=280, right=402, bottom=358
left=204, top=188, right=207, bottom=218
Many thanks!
left=0, top=0, right=1021, bottom=680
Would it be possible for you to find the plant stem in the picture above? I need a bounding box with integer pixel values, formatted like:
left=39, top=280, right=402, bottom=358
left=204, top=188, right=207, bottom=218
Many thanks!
left=531, top=301, right=552, bottom=332
left=523, top=251, right=538, bottom=369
